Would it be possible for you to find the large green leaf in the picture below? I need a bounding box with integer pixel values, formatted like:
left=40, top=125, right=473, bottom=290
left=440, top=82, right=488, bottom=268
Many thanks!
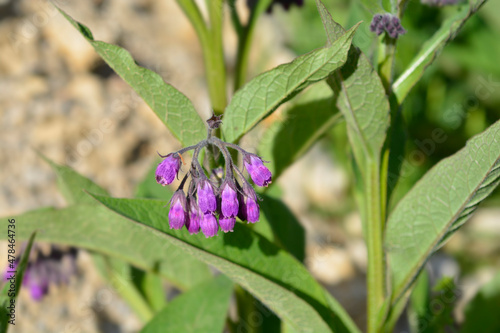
left=141, top=275, right=233, bottom=333
left=222, top=24, right=358, bottom=143
left=385, top=120, right=500, bottom=304
left=91, top=195, right=360, bottom=333
left=57, top=8, right=206, bottom=147
left=258, top=81, right=341, bottom=180
left=257, top=194, right=306, bottom=262
left=0, top=206, right=211, bottom=290
left=40, top=153, right=108, bottom=205
left=38, top=156, right=210, bottom=290
left=461, top=271, right=500, bottom=333
left=0, top=232, right=36, bottom=333
left=321, top=8, right=390, bottom=173
left=392, top=0, right=487, bottom=105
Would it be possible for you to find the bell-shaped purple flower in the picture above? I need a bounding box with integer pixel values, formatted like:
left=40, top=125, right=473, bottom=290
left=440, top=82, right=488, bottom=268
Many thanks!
left=240, top=183, right=260, bottom=223
left=219, top=216, right=236, bottom=233
left=220, top=180, right=239, bottom=218
left=200, top=213, right=218, bottom=238
left=244, top=155, right=272, bottom=187
left=156, top=154, right=181, bottom=186
left=186, top=197, right=201, bottom=235
left=168, top=190, right=187, bottom=229
left=197, top=179, right=217, bottom=213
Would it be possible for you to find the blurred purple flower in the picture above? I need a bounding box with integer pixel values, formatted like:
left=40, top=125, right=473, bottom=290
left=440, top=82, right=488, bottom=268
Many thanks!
left=3, top=245, right=78, bottom=301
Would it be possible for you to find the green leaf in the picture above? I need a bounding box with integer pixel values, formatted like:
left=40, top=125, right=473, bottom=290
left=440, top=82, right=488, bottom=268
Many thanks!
left=324, top=27, right=390, bottom=174
left=91, top=195, right=360, bottom=333
left=385, top=120, right=500, bottom=304
left=392, top=0, right=487, bottom=105
left=258, top=81, right=342, bottom=180
left=0, top=206, right=211, bottom=290
left=222, top=24, right=359, bottom=143
left=39, top=153, right=108, bottom=205
left=141, top=275, right=233, bottom=333
left=461, top=271, right=500, bottom=333
left=56, top=7, right=206, bottom=147
left=91, top=255, right=154, bottom=322
left=0, top=232, right=36, bottom=333
left=257, top=194, right=306, bottom=262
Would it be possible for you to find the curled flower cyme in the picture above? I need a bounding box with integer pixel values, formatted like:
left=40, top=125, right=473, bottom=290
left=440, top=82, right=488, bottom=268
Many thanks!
left=155, top=115, right=271, bottom=237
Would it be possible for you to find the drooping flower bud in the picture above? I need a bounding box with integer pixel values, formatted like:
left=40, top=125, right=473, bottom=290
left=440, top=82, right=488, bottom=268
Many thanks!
left=168, top=190, right=187, bottom=229
left=219, top=216, right=236, bottom=233
left=200, top=213, right=219, bottom=238
left=197, top=179, right=217, bottom=213
left=238, top=183, right=260, bottom=223
left=186, top=196, right=201, bottom=235
left=220, top=180, right=239, bottom=218
left=156, top=154, right=181, bottom=186
left=244, top=155, right=272, bottom=187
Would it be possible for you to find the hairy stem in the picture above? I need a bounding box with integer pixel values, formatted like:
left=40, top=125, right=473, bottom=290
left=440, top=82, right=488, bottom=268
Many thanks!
left=366, top=162, right=386, bottom=333
left=233, top=0, right=273, bottom=91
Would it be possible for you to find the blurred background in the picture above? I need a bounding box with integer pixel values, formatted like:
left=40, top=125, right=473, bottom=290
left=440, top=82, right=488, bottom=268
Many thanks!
left=0, top=0, right=499, bottom=332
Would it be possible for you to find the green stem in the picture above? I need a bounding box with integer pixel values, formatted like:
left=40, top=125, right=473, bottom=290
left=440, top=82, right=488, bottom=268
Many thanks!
left=366, top=161, right=385, bottom=333
left=105, top=261, right=154, bottom=322
left=377, top=36, right=396, bottom=93
left=235, top=286, right=258, bottom=333
left=233, top=0, right=273, bottom=91
left=206, top=0, right=227, bottom=113
left=176, top=0, right=227, bottom=114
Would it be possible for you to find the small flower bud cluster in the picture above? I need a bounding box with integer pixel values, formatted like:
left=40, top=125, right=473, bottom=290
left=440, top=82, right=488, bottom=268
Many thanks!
left=155, top=115, right=272, bottom=238
left=3, top=244, right=78, bottom=301
left=421, top=0, right=460, bottom=6
left=370, top=14, right=407, bottom=39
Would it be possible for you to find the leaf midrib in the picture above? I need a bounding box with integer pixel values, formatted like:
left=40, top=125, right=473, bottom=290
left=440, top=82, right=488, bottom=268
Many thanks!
left=229, top=29, right=354, bottom=142
left=392, top=152, right=500, bottom=304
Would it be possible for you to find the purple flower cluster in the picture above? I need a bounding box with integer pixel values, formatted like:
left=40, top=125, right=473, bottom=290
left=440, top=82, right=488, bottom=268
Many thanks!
left=155, top=115, right=272, bottom=238
left=3, top=245, right=78, bottom=301
left=421, top=0, right=460, bottom=6
left=370, top=14, right=407, bottom=39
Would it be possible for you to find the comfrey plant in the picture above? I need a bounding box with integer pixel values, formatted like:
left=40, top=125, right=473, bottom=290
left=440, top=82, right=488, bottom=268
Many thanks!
left=1, top=0, right=498, bottom=333
left=155, top=115, right=271, bottom=237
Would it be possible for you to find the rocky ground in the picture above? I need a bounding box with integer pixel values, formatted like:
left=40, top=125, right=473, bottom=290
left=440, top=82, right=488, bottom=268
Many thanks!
left=0, top=0, right=498, bottom=332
